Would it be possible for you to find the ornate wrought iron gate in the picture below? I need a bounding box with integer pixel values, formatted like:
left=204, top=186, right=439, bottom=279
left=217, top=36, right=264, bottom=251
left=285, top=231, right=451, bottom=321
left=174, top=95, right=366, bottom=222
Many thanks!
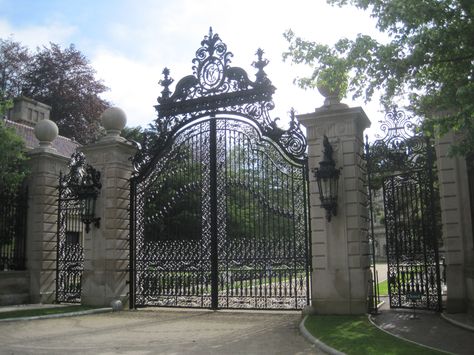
left=130, top=29, right=310, bottom=310
left=366, top=110, right=442, bottom=311
left=56, top=152, right=101, bottom=303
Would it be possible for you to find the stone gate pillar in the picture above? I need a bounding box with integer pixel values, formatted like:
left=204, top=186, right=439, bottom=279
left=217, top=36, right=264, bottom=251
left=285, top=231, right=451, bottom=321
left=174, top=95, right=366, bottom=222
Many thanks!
left=435, top=132, right=474, bottom=313
left=80, top=108, right=136, bottom=307
left=26, top=119, right=69, bottom=303
left=298, top=100, right=371, bottom=314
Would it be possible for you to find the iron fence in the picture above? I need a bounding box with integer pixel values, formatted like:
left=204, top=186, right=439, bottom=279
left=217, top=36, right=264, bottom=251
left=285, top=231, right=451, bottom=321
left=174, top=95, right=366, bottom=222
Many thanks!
left=0, top=186, right=28, bottom=271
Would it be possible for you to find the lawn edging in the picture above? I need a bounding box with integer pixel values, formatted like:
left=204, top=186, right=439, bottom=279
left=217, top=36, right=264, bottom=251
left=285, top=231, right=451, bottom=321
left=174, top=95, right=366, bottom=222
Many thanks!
left=0, top=307, right=113, bottom=322
left=367, top=314, right=449, bottom=354
left=299, top=315, right=346, bottom=355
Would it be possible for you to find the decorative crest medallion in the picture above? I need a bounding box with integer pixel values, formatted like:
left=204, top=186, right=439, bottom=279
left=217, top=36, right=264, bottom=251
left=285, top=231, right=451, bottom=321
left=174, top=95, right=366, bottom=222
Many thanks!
left=134, top=28, right=307, bottom=174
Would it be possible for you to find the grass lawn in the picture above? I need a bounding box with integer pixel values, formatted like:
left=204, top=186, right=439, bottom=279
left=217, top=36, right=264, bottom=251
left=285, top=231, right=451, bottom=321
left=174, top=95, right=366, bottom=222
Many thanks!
left=304, top=315, right=444, bottom=355
left=0, top=305, right=101, bottom=320
left=378, top=279, right=388, bottom=296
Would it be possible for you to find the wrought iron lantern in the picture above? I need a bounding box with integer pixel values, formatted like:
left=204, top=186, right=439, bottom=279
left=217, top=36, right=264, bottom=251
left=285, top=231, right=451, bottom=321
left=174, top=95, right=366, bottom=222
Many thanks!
left=313, top=135, right=341, bottom=222
left=62, top=151, right=102, bottom=233
left=77, top=180, right=101, bottom=233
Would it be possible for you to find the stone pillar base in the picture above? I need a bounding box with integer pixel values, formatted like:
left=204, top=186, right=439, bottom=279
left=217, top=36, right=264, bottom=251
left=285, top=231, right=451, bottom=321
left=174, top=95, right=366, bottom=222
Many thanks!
left=310, top=299, right=367, bottom=315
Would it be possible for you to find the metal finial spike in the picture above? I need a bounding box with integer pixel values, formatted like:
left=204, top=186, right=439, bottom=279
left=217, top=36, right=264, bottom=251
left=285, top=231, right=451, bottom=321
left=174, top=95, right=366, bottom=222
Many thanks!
left=290, top=107, right=296, bottom=120
left=209, top=27, right=213, bottom=38
left=256, top=48, right=264, bottom=60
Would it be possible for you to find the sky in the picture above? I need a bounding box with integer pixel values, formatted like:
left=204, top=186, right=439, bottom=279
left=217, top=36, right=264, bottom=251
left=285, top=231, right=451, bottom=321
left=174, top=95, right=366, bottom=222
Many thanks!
left=0, top=0, right=386, bottom=135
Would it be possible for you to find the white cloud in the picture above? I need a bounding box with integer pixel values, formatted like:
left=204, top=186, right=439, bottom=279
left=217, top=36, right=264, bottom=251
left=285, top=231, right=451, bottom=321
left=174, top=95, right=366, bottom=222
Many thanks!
left=0, top=19, right=76, bottom=48
left=91, top=49, right=165, bottom=128
left=0, top=0, right=387, bottom=135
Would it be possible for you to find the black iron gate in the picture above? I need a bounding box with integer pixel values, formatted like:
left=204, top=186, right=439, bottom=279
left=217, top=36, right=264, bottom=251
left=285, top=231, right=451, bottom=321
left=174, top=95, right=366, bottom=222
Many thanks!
left=57, top=151, right=101, bottom=303
left=130, top=29, right=310, bottom=310
left=366, top=109, right=442, bottom=312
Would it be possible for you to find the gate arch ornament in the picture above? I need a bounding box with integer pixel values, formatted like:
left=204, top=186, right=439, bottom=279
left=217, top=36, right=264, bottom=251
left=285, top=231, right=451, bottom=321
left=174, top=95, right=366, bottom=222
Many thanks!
left=366, top=109, right=442, bottom=312
left=130, top=28, right=310, bottom=310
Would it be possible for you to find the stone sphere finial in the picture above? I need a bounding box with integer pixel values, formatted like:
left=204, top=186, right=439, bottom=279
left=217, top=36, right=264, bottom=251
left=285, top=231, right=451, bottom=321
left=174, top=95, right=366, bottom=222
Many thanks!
left=34, top=119, right=58, bottom=147
left=101, top=107, right=127, bottom=137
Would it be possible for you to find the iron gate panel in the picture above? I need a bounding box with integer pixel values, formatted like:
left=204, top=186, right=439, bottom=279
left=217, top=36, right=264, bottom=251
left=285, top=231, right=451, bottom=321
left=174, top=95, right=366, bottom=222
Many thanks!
left=382, top=171, right=441, bottom=310
left=132, top=117, right=310, bottom=309
left=130, top=28, right=310, bottom=310
left=366, top=109, right=442, bottom=312
left=56, top=188, right=84, bottom=303
left=134, top=120, right=212, bottom=307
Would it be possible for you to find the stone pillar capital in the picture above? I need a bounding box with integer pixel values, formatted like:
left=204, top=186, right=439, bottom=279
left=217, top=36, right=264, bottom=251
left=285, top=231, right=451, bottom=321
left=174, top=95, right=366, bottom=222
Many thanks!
left=298, top=106, right=371, bottom=141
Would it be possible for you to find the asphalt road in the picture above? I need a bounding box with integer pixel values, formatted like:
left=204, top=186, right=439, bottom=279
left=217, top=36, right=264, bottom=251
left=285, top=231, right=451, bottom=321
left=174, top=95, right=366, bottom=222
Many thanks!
left=0, top=309, right=322, bottom=355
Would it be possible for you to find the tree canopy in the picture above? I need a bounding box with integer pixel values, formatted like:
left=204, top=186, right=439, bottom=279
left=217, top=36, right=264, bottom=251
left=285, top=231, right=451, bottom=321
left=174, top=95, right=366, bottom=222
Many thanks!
left=283, top=0, right=474, bottom=155
left=0, top=39, right=110, bottom=144
left=0, top=96, right=28, bottom=192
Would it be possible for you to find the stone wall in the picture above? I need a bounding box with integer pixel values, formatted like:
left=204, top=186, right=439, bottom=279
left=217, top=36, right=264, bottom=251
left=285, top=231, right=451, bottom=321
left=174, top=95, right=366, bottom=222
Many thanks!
left=0, top=271, right=29, bottom=305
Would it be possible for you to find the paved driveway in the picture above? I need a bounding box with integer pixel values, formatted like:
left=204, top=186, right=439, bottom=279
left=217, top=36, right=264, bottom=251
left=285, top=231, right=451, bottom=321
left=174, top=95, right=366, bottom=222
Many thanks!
left=0, top=309, right=322, bottom=355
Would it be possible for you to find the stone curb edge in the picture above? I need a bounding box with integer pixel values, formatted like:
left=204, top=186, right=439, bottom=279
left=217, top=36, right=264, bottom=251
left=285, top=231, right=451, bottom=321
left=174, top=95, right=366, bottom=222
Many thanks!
left=299, top=315, right=346, bottom=355
left=440, top=313, right=474, bottom=332
left=0, top=307, right=113, bottom=322
left=367, top=314, right=451, bottom=354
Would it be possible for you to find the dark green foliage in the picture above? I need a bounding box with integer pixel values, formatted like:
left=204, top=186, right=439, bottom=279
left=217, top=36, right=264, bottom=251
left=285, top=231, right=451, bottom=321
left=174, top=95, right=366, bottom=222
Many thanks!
left=0, top=119, right=28, bottom=193
left=283, top=0, right=474, bottom=155
left=0, top=39, right=110, bottom=144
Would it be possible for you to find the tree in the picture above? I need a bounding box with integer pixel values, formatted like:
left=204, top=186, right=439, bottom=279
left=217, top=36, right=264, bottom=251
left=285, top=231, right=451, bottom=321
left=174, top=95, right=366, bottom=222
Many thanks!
left=23, top=43, right=109, bottom=144
left=0, top=39, right=31, bottom=99
left=0, top=39, right=110, bottom=144
left=283, top=0, right=474, bottom=155
left=0, top=96, right=28, bottom=192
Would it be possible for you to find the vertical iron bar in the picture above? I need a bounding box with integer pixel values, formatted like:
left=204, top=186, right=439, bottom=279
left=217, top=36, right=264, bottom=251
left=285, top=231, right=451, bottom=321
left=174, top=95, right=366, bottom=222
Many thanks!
left=56, top=172, right=63, bottom=303
left=426, top=137, right=443, bottom=311
left=209, top=114, right=219, bottom=310
left=304, top=158, right=312, bottom=307
left=129, top=177, right=136, bottom=309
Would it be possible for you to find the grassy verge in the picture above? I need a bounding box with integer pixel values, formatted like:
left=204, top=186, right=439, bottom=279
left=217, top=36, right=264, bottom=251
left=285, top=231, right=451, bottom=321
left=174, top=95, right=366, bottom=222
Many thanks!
left=378, top=279, right=388, bottom=296
left=0, top=305, right=101, bottom=320
left=304, top=315, right=443, bottom=355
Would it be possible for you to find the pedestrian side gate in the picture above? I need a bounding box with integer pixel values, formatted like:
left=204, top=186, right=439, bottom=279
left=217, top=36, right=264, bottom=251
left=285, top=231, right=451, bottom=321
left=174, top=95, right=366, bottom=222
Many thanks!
left=129, top=28, right=311, bottom=310
left=56, top=151, right=101, bottom=303
left=366, top=109, right=443, bottom=312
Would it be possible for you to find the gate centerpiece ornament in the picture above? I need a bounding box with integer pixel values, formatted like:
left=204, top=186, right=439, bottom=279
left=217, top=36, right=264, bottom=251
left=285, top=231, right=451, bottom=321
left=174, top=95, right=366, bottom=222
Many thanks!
left=133, top=27, right=307, bottom=176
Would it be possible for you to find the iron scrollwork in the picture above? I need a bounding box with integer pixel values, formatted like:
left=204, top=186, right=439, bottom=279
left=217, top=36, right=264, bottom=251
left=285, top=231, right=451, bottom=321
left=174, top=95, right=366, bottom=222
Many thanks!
left=134, top=28, right=307, bottom=175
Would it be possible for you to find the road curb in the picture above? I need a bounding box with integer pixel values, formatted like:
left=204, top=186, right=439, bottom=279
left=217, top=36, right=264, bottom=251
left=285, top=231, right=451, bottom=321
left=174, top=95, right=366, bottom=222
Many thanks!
left=0, top=307, right=113, bottom=322
left=441, top=312, right=474, bottom=333
left=299, top=315, right=346, bottom=355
